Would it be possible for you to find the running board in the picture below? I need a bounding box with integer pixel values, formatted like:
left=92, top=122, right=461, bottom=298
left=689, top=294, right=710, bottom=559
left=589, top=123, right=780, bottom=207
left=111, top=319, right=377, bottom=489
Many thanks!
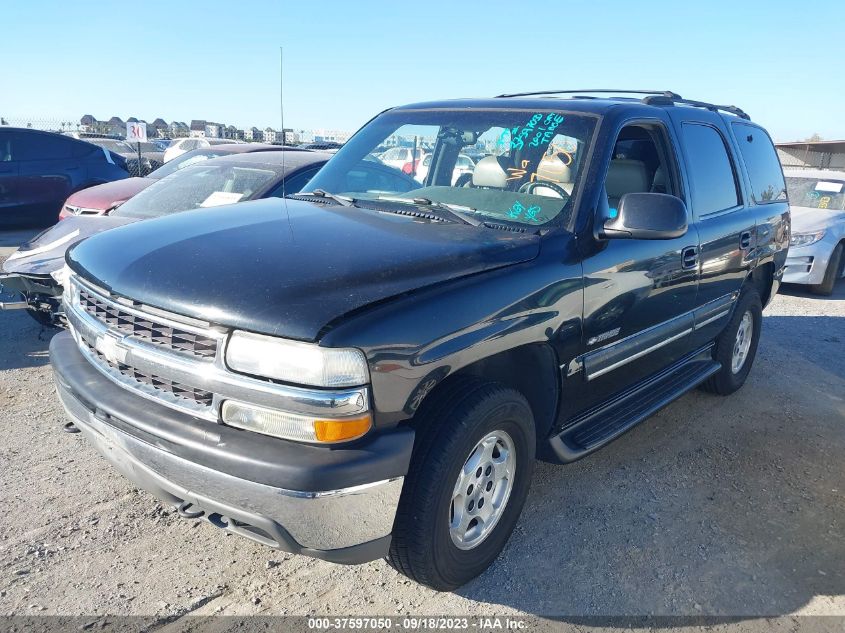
left=548, top=346, right=720, bottom=463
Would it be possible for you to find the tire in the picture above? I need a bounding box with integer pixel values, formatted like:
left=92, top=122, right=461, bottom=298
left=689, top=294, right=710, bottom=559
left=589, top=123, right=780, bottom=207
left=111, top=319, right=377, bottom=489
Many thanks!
left=387, top=378, right=535, bottom=591
left=810, top=243, right=843, bottom=296
left=701, top=287, right=762, bottom=395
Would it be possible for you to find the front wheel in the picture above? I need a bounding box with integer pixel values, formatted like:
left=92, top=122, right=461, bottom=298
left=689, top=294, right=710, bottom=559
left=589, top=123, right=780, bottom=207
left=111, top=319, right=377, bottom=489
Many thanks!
left=387, top=380, right=535, bottom=591
left=701, top=287, right=762, bottom=395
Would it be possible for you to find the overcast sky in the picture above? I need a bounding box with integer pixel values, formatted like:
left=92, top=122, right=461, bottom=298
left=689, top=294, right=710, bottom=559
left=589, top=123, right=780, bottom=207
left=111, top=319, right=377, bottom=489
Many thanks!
left=2, top=0, right=843, bottom=141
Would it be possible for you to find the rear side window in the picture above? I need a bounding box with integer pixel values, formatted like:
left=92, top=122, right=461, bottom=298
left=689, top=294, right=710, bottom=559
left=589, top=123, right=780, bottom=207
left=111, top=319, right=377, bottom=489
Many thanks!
left=732, top=123, right=786, bottom=203
left=14, top=132, right=74, bottom=161
left=681, top=123, right=740, bottom=215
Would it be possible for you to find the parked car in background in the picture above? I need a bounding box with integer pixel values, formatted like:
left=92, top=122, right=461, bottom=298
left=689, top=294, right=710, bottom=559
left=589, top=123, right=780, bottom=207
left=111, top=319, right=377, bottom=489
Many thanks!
left=783, top=168, right=845, bottom=295
left=163, top=137, right=243, bottom=163
left=83, top=138, right=165, bottom=177
left=58, top=143, right=284, bottom=220
left=0, top=149, right=329, bottom=325
left=0, top=128, right=128, bottom=227
left=413, top=152, right=476, bottom=184
left=48, top=91, right=788, bottom=590
left=379, top=146, right=427, bottom=170
left=299, top=141, right=344, bottom=152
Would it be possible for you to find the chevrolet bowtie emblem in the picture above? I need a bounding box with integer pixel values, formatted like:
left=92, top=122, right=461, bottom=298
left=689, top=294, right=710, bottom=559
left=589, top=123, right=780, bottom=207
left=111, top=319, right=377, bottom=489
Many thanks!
left=95, top=333, right=128, bottom=365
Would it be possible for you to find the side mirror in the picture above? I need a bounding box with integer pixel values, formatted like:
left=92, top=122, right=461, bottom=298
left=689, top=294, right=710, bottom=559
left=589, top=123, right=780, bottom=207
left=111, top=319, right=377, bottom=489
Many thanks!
left=600, top=192, right=688, bottom=240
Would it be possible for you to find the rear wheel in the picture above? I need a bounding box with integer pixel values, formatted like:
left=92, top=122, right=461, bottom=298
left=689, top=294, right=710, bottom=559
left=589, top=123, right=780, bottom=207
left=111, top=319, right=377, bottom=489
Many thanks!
left=387, top=379, right=535, bottom=591
left=701, top=287, right=762, bottom=395
left=810, top=243, right=843, bottom=296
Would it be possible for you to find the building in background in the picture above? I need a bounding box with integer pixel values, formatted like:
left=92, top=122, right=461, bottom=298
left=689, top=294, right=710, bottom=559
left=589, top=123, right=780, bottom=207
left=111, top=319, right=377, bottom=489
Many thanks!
left=190, top=120, right=207, bottom=138
left=777, top=140, right=845, bottom=171
left=243, top=127, right=262, bottom=141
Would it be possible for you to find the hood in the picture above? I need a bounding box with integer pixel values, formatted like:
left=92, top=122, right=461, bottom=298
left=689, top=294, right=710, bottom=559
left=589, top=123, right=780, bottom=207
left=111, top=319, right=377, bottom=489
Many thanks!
left=68, top=198, right=541, bottom=341
left=790, top=205, right=845, bottom=233
left=66, top=178, right=153, bottom=212
left=2, top=215, right=137, bottom=276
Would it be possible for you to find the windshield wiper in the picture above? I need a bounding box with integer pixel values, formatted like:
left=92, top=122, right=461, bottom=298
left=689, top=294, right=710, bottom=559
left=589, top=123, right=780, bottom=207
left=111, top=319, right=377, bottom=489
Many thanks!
left=377, top=196, right=483, bottom=226
left=289, top=189, right=355, bottom=207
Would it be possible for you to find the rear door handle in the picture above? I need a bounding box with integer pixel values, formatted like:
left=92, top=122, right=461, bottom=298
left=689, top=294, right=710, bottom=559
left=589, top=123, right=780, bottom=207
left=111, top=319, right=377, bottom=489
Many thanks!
left=740, top=231, right=752, bottom=250
left=681, top=245, right=699, bottom=270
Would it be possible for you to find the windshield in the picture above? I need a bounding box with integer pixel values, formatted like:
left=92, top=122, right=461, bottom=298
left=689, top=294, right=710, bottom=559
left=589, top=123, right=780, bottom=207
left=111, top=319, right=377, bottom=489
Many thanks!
left=148, top=148, right=235, bottom=179
left=305, top=108, right=596, bottom=227
left=113, top=162, right=279, bottom=219
left=786, top=176, right=845, bottom=211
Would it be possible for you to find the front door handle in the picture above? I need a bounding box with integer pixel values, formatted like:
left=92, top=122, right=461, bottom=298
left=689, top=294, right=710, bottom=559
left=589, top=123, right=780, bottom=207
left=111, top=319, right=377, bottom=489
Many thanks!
left=740, top=230, right=752, bottom=250
left=681, top=245, right=699, bottom=270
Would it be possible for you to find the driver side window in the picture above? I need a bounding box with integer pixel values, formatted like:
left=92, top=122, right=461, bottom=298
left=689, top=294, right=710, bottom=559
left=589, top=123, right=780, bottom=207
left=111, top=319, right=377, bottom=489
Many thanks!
left=605, top=123, right=680, bottom=210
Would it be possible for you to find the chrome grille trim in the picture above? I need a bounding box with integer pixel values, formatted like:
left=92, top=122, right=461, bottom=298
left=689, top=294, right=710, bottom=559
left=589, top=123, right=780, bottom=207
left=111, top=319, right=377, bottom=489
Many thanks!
left=74, top=277, right=223, bottom=360
left=84, top=339, right=215, bottom=410
left=65, top=273, right=370, bottom=422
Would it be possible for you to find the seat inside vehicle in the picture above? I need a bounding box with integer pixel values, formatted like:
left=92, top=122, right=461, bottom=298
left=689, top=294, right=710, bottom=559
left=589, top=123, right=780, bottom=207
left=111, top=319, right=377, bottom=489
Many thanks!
left=472, top=155, right=510, bottom=189
left=606, top=159, right=650, bottom=208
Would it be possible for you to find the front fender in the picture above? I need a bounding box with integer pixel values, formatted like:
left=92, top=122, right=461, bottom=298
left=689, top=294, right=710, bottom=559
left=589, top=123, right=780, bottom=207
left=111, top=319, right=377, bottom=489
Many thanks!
left=319, top=235, right=584, bottom=428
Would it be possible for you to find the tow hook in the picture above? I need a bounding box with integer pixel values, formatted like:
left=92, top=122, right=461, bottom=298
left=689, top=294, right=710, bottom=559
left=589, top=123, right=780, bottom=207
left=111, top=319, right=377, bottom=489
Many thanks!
left=62, top=421, right=81, bottom=434
left=176, top=501, right=204, bottom=519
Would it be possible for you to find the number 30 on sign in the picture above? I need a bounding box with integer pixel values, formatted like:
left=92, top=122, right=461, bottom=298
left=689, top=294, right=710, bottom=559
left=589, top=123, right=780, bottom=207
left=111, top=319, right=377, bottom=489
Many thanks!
left=126, top=122, right=147, bottom=142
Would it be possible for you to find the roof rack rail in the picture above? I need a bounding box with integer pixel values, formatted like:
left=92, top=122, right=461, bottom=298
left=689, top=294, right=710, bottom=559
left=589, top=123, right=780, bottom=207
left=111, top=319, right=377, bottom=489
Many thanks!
left=494, top=89, right=682, bottom=99
left=493, top=89, right=751, bottom=120
left=642, top=94, right=750, bottom=120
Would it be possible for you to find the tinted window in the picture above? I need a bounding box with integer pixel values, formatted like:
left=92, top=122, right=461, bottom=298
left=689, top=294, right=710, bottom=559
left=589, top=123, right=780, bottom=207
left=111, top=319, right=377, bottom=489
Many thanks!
left=732, top=123, right=786, bottom=203
left=14, top=132, right=75, bottom=161
left=267, top=166, right=322, bottom=197
left=681, top=123, right=740, bottom=214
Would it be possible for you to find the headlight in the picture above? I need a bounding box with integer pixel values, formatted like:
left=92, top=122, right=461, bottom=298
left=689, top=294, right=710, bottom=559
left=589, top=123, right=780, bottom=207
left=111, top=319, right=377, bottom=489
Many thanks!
left=790, top=230, right=826, bottom=247
left=221, top=399, right=371, bottom=443
left=226, top=330, right=369, bottom=387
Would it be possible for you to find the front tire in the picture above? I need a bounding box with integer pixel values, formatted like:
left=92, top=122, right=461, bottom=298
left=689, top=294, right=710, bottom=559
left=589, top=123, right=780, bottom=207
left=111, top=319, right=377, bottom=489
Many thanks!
left=387, top=379, right=535, bottom=591
left=701, top=287, right=762, bottom=395
left=810, top=243, right=843, bottom=296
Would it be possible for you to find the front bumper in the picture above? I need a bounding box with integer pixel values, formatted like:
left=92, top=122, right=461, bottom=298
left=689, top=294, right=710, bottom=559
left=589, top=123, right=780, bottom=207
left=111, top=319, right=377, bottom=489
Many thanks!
left=50, top=332, right=414, bottom=564
left=783, top=240, right=836, bottom=285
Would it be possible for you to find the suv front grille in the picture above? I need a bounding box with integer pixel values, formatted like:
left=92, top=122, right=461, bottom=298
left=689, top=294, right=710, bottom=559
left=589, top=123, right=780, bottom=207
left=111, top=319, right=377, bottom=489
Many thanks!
left=78, top=287, right=218, bottom=359
left=85, top=341, right=214, bottom=407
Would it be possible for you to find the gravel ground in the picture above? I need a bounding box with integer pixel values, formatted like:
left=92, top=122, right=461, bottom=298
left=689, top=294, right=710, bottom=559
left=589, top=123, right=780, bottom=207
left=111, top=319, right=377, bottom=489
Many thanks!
left=0, top=234, right=843, bottom=622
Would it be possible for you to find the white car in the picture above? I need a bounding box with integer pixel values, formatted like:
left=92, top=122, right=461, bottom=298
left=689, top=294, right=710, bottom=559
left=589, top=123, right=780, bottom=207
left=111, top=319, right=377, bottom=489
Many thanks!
left=783, top=168, right=845, bottom=295
left=414, top=153, right=477, bottom=184
left=378, top=146, right=428, bottom=170
left=163, top=137, right=244, bottom=163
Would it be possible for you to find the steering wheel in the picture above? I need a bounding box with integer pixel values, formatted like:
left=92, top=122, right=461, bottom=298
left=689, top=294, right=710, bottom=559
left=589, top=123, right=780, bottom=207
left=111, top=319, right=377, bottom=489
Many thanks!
left=518, top=180, right=568, bottom=198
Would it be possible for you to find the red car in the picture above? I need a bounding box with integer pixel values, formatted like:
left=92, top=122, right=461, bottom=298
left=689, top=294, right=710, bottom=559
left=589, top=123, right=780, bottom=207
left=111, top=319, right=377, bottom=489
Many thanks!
left=58, top=143, right=288, bottom=220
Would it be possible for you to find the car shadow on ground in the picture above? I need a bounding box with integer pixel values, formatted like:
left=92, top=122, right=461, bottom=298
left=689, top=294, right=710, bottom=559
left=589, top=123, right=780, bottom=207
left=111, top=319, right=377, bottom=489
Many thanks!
left=455, top=313, right=844, bottom=618
left=779, top=280, right=845, bottom=301
left=0, top=307, right=58, bottom=370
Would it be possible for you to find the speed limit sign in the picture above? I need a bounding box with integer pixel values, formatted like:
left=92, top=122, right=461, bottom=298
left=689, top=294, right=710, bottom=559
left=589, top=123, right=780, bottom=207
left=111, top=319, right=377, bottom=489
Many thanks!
left=126, top=122, right=147, bottom=142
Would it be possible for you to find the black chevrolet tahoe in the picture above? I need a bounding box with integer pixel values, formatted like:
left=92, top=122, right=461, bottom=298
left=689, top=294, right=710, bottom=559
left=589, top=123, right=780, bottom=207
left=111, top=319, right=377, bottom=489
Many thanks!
left=50, top=90, right=789, bottom=591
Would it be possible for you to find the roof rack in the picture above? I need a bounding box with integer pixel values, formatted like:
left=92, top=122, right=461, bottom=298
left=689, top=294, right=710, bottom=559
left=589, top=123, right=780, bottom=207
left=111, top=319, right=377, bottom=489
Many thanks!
left=494, top=89, right=751, bottom=120
left=641, top=94, right=750, bottom=120
left=494, top=89, right=681, bottom=99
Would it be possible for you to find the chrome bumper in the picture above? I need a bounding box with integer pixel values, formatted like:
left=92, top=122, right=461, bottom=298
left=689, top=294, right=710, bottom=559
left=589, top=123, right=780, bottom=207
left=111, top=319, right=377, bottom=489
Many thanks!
left=55, top=375, right=404, bottom=563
